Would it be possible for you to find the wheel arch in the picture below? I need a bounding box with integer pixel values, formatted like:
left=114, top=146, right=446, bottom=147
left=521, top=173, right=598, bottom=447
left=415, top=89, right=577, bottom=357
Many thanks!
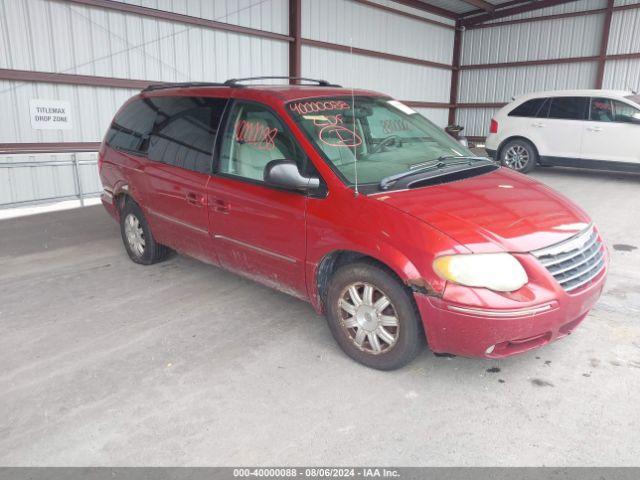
left=112, top=184, right=138, bottom=219
left=313, top=249, right=433, bottom=314
left=497, top=136, right=540, bottom=164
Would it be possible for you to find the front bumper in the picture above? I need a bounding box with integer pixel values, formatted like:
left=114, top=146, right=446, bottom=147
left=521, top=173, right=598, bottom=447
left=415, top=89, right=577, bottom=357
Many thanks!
left=414, top=256, right=607, bottom=358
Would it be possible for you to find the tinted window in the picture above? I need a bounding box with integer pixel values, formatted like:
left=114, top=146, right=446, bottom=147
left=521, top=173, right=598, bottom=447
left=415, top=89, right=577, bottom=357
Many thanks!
left=105, top=99, right=157, bottom=154
left=548, top=97, right=589, bottom=120
left=509, top=98, right=546, bottom=117
left=147, top=96, right=227, bottom=173
left=218, top=102, right=306, bottom=182
left=590, top=98, right=614, bottom=122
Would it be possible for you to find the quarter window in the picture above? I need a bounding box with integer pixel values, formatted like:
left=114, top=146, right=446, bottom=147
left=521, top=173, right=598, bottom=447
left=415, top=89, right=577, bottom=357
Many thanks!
left=508, top=98, right=546, bottom=118
left=147, top=96, right=227, bottom=174
left=548, top=97, right=589, bottom=120
left=217, top=102, right=306, bottom=182
left=105, top=99, right=157, bottom=154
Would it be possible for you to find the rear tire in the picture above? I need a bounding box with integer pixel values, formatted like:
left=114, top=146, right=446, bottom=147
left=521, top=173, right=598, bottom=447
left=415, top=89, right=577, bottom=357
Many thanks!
left=120, top=200, right=171, bottom=265
left=325, top=261, right=423, bottom=370
left=500, top=139, right=538, bottom=173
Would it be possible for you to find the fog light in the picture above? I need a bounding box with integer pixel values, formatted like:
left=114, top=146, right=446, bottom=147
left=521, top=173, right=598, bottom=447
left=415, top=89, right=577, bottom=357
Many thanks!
left=485, top=344, right=496, bottom=354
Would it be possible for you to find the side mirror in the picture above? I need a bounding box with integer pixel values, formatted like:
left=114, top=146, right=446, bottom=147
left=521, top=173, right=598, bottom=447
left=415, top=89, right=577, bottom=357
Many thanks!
left=458, top=136, right=469, bottom=148
left=264, top=160, right=320, bottom=192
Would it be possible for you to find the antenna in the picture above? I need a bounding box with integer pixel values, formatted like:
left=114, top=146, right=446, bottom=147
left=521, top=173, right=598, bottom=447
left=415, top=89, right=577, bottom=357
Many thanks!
left=350, top=36, right=359, bottom=197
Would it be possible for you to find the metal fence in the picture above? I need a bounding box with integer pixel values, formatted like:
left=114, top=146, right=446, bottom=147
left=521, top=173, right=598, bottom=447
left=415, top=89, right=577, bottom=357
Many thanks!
left=0, top=152, right=101, bottom=209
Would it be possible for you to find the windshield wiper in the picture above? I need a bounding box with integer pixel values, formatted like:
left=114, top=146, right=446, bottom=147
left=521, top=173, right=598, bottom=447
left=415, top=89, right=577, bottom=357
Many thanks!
left=379, top=155, right=489, bottom=190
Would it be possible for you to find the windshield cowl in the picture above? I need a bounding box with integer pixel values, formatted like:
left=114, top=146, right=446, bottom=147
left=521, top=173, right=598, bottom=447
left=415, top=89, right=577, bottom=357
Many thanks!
left=379, top=156, right=494, bottom=190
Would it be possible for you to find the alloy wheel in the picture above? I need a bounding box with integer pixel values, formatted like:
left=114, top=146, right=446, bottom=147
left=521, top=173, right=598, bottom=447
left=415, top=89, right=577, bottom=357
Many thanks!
left=338, top=282, right=400, bottom=354
left=504, top=145, right=530, bottom=171
left=124, top=213, right=145, bottom=257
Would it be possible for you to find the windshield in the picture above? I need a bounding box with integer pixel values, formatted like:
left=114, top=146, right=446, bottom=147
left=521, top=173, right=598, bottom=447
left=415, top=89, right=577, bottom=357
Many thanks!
left=286, top=96, right=474, bottom=186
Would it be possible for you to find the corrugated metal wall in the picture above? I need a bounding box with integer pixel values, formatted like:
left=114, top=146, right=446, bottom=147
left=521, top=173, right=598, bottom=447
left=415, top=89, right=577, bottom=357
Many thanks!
left=0, top=0, right=455, bottom=208
left=300, top=0, right=454, bottom=104
left=604, top=4, right=640, bottom=90
left=301, top=46, right=452, bottom=103
left=302, top=0, right=454, bottom=64
left=109, top=0, right=290, bottom=33
left=0, top=0, right=294, bottom=207
left=457, top=0, right=640, bottom=138
left=4, top=0, right=640, bottom=208
left=462, top=13, right=604, bottom=65
left=0, top=0, right=290, bottom=144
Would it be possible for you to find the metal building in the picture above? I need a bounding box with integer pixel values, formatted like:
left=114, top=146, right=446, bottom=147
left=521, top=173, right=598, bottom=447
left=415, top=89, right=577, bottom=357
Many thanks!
left=1, top=0, right=639, bottom=208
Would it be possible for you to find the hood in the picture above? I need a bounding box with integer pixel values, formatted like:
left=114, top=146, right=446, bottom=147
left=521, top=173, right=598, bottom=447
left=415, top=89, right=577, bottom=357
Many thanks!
left=373, top=168, right=591, bottom=253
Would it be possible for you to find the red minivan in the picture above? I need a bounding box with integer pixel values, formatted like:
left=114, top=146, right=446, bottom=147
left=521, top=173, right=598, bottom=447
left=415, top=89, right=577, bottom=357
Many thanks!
left=99, top=77, right=608, bottom=370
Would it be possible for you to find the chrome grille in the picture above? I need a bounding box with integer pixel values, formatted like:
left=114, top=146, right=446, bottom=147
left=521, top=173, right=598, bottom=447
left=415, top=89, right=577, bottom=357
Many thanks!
left=532, top=225, right=605, bottom=292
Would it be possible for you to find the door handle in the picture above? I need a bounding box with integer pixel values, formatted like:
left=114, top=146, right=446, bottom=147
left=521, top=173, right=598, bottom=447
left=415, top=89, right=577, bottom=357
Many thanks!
left=532, top=122, right=545, bottom=128
left=186, top=192, right=204, bottom=207
left=213, top=198, right=230, bottom=214
left=588, top=126, right=603, bottom=132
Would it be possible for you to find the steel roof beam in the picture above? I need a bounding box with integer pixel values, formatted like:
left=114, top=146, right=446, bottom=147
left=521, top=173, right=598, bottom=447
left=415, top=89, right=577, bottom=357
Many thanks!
left=461, top=0, right=581, bottom=26
left=389, top=0, right=458, bottom=19
left=459, top=0, right=495, bottom=13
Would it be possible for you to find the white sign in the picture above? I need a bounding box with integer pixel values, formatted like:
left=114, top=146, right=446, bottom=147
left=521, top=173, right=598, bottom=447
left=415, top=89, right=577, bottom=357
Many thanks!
left=29, top=99, right=73, bottom=130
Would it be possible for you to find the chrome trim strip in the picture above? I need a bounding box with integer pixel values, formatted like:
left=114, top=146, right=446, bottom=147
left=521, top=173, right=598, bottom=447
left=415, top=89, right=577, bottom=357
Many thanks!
left=563, top=261, right=606, bottom=292
left=147, top=208, right=208, bottom=234
left=532, top=224, right=595, bottom=258
left=558, top=255, right=605, bottom=287
left=548, top=245, right=603, bottom=276
left=213, top=234, right=297, bottom=264
left=447, top=303, right=554, bottom=318
left=539, top=232, right=598, bottom=267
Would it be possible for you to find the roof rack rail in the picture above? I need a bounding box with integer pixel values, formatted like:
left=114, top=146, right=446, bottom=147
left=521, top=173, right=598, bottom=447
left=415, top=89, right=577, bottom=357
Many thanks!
left=223, top=76, right=341, bottom=87
left=142, top=81, right=228, bottom=92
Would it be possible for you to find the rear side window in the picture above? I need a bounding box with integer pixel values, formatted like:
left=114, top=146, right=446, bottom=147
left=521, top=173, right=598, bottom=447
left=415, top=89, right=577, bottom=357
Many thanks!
left=548, top=97, right=589, bottom=120
left=147, top=96, right=228, bottom=174
left=509, top=98, right=546, bottom=117
left=105, top=99, right=156, bottom=154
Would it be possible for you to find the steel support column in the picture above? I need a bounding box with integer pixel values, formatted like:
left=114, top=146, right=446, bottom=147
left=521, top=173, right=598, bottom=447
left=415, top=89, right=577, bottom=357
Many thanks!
left=289, top=0, right=302, bottom=83
left=448, top=23, right=463, bottom=126
left=596, top=0, right=615, bottom=89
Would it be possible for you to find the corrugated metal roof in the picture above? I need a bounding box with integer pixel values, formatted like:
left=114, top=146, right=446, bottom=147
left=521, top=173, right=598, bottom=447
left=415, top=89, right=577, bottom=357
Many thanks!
left=411, top=0, right=534, bottom=16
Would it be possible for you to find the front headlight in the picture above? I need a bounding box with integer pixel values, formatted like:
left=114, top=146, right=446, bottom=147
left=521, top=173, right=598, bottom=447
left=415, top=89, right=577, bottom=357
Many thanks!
left=433, top=253, right=528, bottom=292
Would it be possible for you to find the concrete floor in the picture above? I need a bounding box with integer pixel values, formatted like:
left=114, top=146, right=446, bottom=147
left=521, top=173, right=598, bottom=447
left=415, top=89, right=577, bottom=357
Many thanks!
left=1, top=167, right=639, bottom=466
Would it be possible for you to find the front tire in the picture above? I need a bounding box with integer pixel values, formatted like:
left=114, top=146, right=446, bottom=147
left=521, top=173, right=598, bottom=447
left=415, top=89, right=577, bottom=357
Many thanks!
left=326, top=261, right=423, bottom=370
left=120, top=200, right=171, bottom=265
left=500, top=139, right=538, bottom=173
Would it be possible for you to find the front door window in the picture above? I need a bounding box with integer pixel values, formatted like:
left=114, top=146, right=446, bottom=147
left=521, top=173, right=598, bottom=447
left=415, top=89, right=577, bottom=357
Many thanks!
left=218, top=102, right=306, bottom=182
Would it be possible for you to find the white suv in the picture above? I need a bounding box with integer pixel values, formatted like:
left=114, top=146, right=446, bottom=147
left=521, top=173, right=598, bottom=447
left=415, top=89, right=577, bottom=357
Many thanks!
left=485, top=90, right=640, bottom=173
